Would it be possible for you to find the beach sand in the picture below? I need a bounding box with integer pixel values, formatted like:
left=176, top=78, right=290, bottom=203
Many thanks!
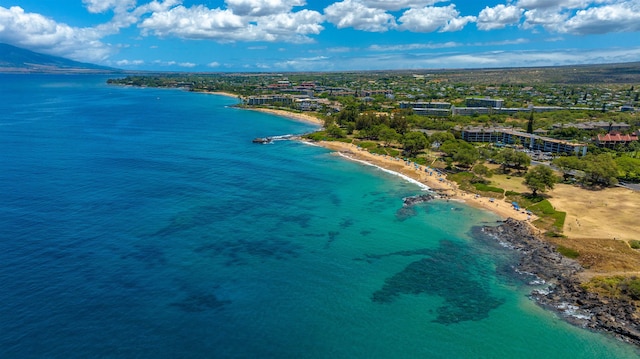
left=318, top=141, right=533, bottom=222
left=246, top=107, right=325, bottom=126
left=548, top=185, right=640, bottom=241
left=235, top=105, right=638, bottom=241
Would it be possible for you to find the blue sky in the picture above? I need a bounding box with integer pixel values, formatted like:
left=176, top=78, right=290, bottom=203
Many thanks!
left=1, top=0, right=640, bottom=71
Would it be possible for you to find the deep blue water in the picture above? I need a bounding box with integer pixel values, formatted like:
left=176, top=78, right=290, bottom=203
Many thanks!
left=0, top=74, right=638, bottom=358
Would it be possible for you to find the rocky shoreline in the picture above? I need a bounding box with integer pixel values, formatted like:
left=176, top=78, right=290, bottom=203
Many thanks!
left=480, top=218, right=640, bottom=347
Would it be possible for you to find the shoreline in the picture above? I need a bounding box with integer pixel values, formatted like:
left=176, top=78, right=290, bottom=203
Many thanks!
left=317, top=140, right=534, bottom=222
left=243, top=107, right=325, bottom=126
left=240, top=103, right=640, bottom=349
left=481, top=219, right=640, bottom=347
left=199, top=90, right=240, bottom=99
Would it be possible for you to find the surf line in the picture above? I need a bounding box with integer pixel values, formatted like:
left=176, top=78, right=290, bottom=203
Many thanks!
left=335, top=152, right=432, bottom=192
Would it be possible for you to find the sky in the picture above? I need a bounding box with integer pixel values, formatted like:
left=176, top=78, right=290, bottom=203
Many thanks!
left=1, top=0, right=640, bottom=72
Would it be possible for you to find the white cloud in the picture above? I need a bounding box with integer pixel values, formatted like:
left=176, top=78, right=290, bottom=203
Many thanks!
left=207, top=61, right=220, bottom=67
left=179, top=62, right=196, bottom=67
left=559, top=2, right=640, bottom=34
left=82, top=0, right=136, bottom=14
left=369, top=42, right=461, bottom=51
left=399, top=5, right=474, bottom=32
left=139, top=6, right=244, bottom=39
left=324, top=0, right=397, bottom=32
left=256, top=10, right=324, bottom=42
left=476, top=4, right=523, bottom=30
left=516, top=0, right=606, bottom=10
left=303, top=46, right=640, bottom=71
left=139, top=4, right=323, bottom=42
left=116, top=59, right=144, bottom=65
left=356, top=0, right=444, bottom=11
left=522, top=8, right=569, bottom=31
left=224, top=0, right=306, bottom=16
left=0, top=6, right=111, bottom=62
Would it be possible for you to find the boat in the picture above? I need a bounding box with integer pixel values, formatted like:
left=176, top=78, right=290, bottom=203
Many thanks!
left=252, top=137, right=272, bottom=144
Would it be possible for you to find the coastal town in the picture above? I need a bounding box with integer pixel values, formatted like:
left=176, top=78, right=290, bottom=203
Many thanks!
left=109, top=65, right=640, bottom=345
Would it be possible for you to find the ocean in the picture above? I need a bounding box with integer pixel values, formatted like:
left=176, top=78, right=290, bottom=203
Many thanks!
left=0, top=74, right=637, bottom=358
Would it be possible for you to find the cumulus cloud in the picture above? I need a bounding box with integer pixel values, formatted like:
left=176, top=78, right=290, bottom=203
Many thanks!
left=516, top=0, right=604, bottom=10
left=559, top=2, right=640, bottom=34
left=0, top=6, right=111, bottom=62
left=207, top=61, right=220, bottom=67
left=356, top=0, right=445, bottom=11
left=476, top=4, right=523, bottom=30
left=399, top=5, right=475, bottom=32
left=256, top=10, right=324, bottom=42
left=324, top=0, right=397, bottom=32
left=139, top=4, right=323, bottom=42
left=82, top=0, right=136, bottom=14
left=116, top=59, right=144, bottom=66
left=522, top=8, right=569, bottom=31
left=139, top=6, right=244, bottom=39
left=369, top=42, right=461, bottom=51
left=224, top=0, right=306, bottom=16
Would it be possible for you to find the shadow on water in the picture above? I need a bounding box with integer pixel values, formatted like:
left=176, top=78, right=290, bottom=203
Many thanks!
left=195, top=237, right=302, bottom=266
left=170, top=291, right=231, bottom=313
left=360, top=239, right=505, bottom=324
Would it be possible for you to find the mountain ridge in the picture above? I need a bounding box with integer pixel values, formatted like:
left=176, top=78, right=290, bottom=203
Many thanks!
left=0, top=43, right=118, bottom=73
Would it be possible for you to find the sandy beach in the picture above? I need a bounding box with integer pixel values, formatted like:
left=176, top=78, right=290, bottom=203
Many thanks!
left=245, top=107, right=325, bottom=126
left=233, top=104, right=640, bottom=245
left=318, top=140, right=533, bottom=221
left=201, top=91, right=240, bottom=99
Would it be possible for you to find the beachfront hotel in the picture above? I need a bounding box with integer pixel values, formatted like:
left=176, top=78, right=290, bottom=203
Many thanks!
left=460, top=126, right=588, bottom=156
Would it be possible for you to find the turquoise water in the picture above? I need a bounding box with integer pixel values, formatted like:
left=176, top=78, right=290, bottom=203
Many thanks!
left=0, top=74, right=638, bottom=358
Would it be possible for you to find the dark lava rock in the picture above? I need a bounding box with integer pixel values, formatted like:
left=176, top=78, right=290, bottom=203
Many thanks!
left=481, top=218, right=640, bottom=347
left=402, top=194, right=436, bottom=207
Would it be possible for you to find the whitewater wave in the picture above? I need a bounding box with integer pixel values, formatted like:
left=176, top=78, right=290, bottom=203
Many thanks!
left=336, top=152, right=431, bottom=191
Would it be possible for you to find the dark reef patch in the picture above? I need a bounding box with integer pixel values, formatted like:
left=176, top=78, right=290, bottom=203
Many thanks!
left=395, top=206, right=417, bottom=221
left=170, top=292, right=231, bottom=313
left=339, top=217, right=354, bottom=229
left=325, top=231, right=340, bottom=249
left=280, top=213, right=313, bottom=228
left=121, top=243, right=167, bottom=268
left=364, top=240, right=504, bottom=324
left=195, top=237, right=302, bottom=265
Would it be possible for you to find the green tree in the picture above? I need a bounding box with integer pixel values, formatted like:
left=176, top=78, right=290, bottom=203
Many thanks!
left=401, top=131, right=427, bottom=157
left=524, top=165, right=557, bottom=196
left=440, top=140, right=479, bottom=168
left=494, top=148, right=530, bottom=173
left=326, top=124, right=345, bottom=139
left=390, top=113, right=409, bottom=134
left=615, top=156, right=640, bottom=181
left=379, top=126, right=399, bottom=147
left=583, top=153, right=618, bottom=186
left=552, top=156, right=584, bottom=181
left=472, top=163, right=493, bottom=178
left=428, top=131, right=455, bottom=149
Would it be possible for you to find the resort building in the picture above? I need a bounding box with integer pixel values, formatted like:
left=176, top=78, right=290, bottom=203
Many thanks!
left=595, top=132, right=639, bottom=148
left=460, top=126, right=588, bottom=156
left=452, top=106, right=492, bottom=116
left=465, top=97, right=504, bottom=109
left=552, top=121, right=631, bottom=132
left=245, top=95, right=294, bottom=106
left=400, top=101, right=452, bottom=117
left=399, top=101, right=451, bottom=110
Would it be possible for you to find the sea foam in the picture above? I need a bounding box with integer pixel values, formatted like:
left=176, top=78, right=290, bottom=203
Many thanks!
left=336, top=152, right=431, bottom=191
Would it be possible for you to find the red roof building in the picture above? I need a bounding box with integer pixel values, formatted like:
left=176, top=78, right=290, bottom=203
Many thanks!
left=595, top=132, right=639, bottom=148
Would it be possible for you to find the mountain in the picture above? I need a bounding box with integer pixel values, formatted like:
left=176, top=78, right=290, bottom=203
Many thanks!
left=0, top=43, right=118, bottom=73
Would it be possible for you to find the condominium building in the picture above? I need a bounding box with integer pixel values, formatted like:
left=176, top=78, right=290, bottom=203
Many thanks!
left=460, top=126, right=588, bottom=155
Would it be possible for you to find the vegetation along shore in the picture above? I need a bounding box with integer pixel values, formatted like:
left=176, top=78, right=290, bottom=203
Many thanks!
left=108, top=64, right=640, bottom=345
